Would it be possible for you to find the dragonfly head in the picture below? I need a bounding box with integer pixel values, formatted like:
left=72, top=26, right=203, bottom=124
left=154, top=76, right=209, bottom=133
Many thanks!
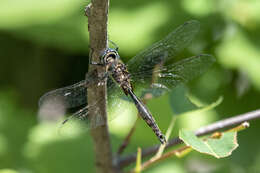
left=101, top=48, right=120, bottom=66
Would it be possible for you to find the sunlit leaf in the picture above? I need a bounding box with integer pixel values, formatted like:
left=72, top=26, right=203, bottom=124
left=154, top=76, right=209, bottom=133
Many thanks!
left=179, top=129, right=238, bottom=158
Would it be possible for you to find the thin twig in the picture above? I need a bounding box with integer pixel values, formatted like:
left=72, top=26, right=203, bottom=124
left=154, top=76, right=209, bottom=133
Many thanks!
left=86, top=0, right=116, bottom=173
left=118, top=109, right=260, bottom=168
left=117, top=117, right=140, bottom=155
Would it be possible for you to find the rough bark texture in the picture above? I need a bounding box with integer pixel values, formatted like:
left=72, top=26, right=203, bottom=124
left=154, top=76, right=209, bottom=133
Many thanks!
left=86, top=1, right=115, bottom=173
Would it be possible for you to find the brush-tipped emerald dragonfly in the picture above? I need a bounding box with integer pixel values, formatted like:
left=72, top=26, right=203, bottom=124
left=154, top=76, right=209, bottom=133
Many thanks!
left=39, top=20, right=215, bottom=144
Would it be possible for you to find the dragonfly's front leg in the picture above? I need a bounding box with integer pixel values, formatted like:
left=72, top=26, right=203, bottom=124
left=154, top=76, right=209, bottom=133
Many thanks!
left=89, top=49, right=106, bottom=66
left=89, top=60, right=104, bottom=66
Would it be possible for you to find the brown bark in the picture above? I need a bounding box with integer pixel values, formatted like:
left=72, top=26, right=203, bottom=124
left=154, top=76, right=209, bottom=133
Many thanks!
left=86, top=1, right=116, bottom=173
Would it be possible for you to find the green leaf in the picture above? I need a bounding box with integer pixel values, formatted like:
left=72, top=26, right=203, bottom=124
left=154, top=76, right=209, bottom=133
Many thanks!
left=179, top=129, right=238, bottom=158
left=169, top=84, right=197, bottom=115
left=169, top=84, right=223, bottom=115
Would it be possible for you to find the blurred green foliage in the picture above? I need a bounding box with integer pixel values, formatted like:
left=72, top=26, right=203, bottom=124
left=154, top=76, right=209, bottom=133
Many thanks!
left=0, top=0, right=260, bottom=173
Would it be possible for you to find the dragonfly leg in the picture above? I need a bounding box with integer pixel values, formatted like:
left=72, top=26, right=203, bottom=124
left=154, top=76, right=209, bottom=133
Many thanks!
left=89, top=61, right=104, bottom=66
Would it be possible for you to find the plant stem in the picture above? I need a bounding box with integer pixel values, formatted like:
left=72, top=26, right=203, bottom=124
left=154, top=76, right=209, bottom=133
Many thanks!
left=86, top=1, right=116, bottom=173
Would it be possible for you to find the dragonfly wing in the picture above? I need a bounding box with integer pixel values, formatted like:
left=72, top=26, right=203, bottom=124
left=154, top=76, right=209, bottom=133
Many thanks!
left=40, top=70, right=109, bottom=129
left=130, top=54, right=215, bottom=98
left=60, top=77, right=127, bottom=131
left=38, top=80, right=87, bottom=109
left=61, top=76, right=129, bottom=130
left=107, top=76, right=131, bottom=119
left=61, top=101, right=107, bottom=130
left=127, top=20, right=200, bottom=75
left=38, top=69, right=100, bottom=109
left=156, top=54, right=215, bottom=89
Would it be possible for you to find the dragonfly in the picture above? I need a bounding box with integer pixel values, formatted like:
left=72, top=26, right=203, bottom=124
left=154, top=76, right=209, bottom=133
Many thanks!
left=38, top=20, right=215, bottom=144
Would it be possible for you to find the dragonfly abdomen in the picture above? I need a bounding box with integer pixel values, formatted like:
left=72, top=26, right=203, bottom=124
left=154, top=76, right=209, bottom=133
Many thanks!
left=127, top=89, right=166, bottom=144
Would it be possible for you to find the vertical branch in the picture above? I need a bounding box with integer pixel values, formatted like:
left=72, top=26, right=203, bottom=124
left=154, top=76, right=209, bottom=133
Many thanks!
left=86, top=1, right=115, bottom=173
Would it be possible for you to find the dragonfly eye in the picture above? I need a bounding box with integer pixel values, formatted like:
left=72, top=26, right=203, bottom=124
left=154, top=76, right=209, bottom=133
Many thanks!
left=102, top=48, right=119, bottom=64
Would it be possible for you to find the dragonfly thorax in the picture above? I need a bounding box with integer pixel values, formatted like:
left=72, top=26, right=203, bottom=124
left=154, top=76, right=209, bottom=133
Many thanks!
left=111, top=62, right=133, bottom=95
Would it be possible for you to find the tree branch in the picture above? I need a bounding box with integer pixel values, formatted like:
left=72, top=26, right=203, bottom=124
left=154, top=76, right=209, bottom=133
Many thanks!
left=86, top=1, right=116, bottom=173
left=118, top=109, right=260, bottom=168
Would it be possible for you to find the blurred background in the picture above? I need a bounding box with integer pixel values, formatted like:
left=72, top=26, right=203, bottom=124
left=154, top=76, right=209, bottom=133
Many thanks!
left=0, top=0, right=260, bottom=173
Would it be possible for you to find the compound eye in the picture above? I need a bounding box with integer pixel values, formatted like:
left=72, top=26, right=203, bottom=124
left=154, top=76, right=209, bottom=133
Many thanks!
left=108, top=53, right=117, bottom=59
left=103, top=54, right=112, bottom=65
left=102, top=48, right=119, bottom=64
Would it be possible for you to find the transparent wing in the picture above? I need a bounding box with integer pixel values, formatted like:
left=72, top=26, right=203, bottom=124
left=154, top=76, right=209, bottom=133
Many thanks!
left=59, top=99, right=107, bottom=132
left=127, top=20, right=200, bottom=75
left=38, top=80, right=87, bottom=109
left=61, top=77, right=122, bottom=130
left=38, top=70, right=110, bottom=130
left=38, top=70, right=99, bottom=109
left=129, top=54, right=215, bottom=98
